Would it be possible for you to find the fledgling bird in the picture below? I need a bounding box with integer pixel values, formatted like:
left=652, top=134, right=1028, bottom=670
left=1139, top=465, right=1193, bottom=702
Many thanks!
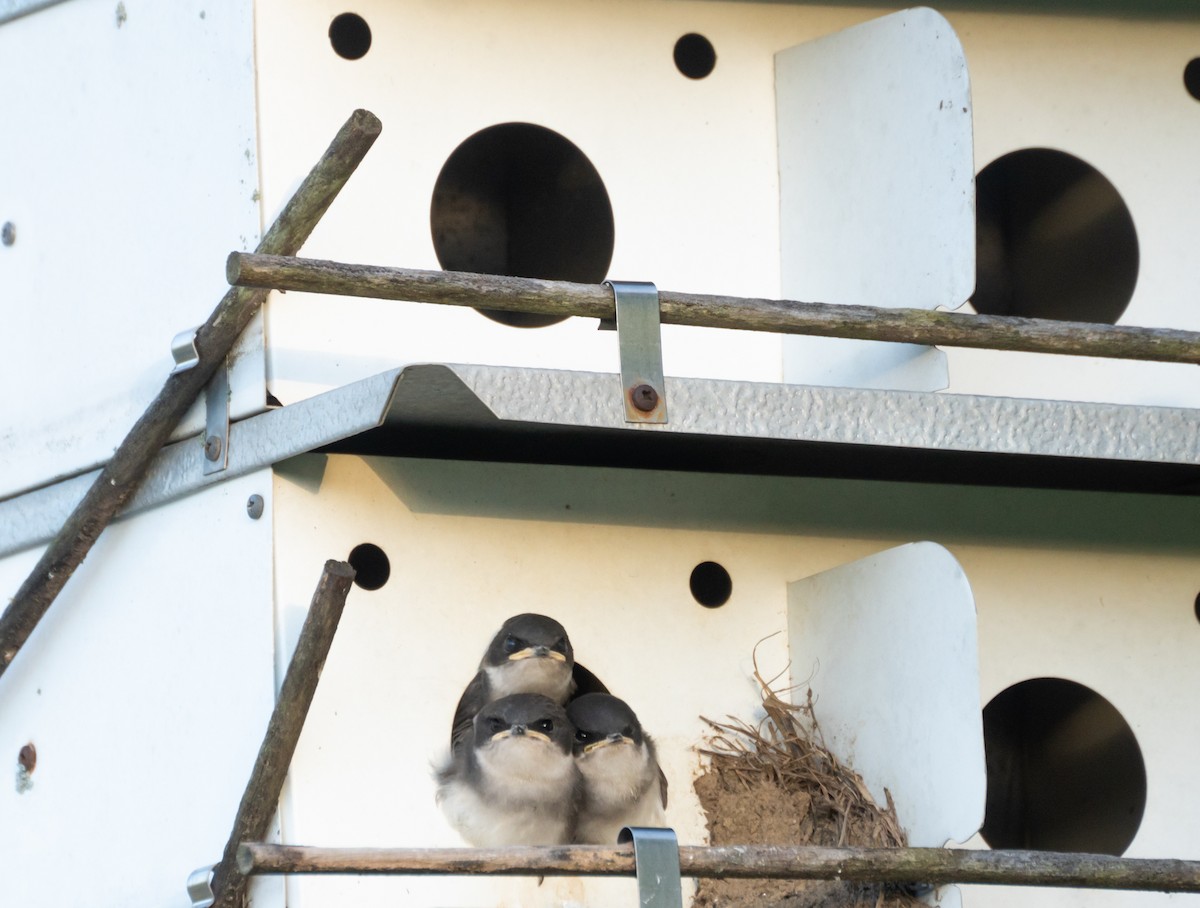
left=436, top=693, right=579, bottom=846
left=567, top=693, right=668, bottom=844
left=450, top=613, right=607, bottom=755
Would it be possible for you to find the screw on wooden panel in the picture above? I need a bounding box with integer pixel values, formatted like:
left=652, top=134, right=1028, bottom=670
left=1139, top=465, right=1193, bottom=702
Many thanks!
left=246, top=495, right=265, bottom=520
left=1, top=222, right=14, bottom=246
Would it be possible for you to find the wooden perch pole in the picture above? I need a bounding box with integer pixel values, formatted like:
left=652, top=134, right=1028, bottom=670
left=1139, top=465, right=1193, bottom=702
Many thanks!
left=227, top=253, right=1200, bottom=366
left=210, top=560, right=357, bottom=908
left=0, top=110, right=381, bottom=680
left=236, top=842, right=1200, bottom=893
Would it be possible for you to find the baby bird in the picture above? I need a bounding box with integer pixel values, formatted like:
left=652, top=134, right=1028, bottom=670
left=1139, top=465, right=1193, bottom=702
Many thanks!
left=450, top=613, right=607, bottom=755
left=437, top=693, right=579, bottom=846
left=567, top=693, right=668, bottom=844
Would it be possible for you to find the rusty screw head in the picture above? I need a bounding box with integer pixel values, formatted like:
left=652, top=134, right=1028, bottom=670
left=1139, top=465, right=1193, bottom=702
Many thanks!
left=1, top=222, right=15, bottom=247
left=630, top=384, right=659, bottom=413
left=204, top=435, right=223, bottom=461
left=17, top=743, right=36, bottom=773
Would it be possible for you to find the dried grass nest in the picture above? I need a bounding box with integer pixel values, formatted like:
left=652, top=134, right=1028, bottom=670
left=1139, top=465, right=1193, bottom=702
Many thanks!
left=692, top=660, right=924, bottom=908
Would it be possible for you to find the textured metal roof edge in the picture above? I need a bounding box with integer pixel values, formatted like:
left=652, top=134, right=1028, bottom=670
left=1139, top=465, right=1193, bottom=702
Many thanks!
left=0, top=369, right=402, bottom=557
left=5, top=362, right=1199, bottom=556
left=443, top=365, right=1200, bottom=466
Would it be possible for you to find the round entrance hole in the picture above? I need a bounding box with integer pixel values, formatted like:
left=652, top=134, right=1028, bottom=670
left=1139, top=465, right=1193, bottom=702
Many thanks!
left=973, top=148, right=1138, bottom=324
left=348, top=542, right=391, bottom=591
left=690, top=561, right=732, bottom=608
left=329, top=13, right=371, bottom=60
left=674, top=33, right=717, bottom=79
left=430, top=123, right=614, bottom=327
left=981, top=677, right=1145, bottom=855
left=1185, top=58, right=1200, bottom=102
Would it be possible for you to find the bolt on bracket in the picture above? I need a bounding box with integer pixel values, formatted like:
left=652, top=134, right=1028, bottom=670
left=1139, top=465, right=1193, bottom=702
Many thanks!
left=605, top=280, right=668, bottom=424
left=619, top=826, right=684, bottom=908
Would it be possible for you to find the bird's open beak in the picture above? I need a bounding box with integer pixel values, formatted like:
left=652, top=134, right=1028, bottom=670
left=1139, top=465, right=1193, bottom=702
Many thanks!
left=508, top=646, right=567, bottom=663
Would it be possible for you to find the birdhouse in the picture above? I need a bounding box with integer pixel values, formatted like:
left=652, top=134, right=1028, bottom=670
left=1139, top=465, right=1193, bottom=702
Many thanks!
left=2, top=2, right=1200, bottom=908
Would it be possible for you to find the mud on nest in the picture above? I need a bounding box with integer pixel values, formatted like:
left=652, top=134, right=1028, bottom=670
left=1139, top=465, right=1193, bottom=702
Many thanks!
left=692, top=663, right=925, bottom=908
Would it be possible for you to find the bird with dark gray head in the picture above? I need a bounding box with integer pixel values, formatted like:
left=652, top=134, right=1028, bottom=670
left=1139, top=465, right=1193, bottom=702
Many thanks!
left=450, top=613, right=607, bottom=755
left=567, top=693, right=668, bottom=844
left=436, top=693, right=579, bottom=846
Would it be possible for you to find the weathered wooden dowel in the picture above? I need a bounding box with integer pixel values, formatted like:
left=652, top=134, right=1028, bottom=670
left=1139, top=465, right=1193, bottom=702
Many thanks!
left=236, top=842, right=1200, bottom=893
left=0, top=110, right=381, bottom=680
left=227, top=252, right=1200, bottom=366
left=210, top=560, right=357, bottom=908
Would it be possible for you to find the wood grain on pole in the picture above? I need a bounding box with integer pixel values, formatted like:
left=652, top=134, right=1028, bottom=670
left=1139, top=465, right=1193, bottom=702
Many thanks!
left=0, top=110, right=381, bottom=679
left=211, top=560, right=357, bottom=908
left=227, top=253, right=1200, bottom=366
left=236, top=842, right=1200, bottom=893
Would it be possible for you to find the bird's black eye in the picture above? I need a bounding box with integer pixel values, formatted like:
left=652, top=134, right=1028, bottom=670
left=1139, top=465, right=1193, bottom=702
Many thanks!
left=575, top=729, right=595, bottom=744
left=622, top=726, right=634, bottom=738
left=503, top=635, right=522, bottom=654
left=534, top=718, right=554, bottom=734
left=488, top=717, right=507, bottom=735
left=551, top=637, right=568, bottom=654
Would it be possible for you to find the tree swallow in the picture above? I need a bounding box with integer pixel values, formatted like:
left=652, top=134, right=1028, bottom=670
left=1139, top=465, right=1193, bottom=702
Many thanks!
left=567, top=693, right=668, bottom=844
left=436, top=693, right=579, bottom=846
left=450, top=613, right=606, bottom=754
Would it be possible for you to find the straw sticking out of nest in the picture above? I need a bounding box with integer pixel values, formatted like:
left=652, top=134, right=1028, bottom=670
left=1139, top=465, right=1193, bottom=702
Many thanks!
left=692, top=658, right=924, bottom=907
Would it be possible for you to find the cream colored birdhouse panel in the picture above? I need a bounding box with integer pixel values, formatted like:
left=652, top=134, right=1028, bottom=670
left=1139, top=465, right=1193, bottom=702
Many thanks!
left=269, top=454, right=1200, bottom=905
left=0, top=0, right=264, bottom=500
left=0, top=471, right=279, bottom=908
left=253, top=0, right=882, bottom=406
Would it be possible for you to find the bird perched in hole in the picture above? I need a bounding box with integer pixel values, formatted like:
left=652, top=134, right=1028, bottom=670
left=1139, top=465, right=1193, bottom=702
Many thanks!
left=450, top=613, right=606, bottom=755
left=436, top=693, right=579, bottom=846
left=567, top=693, right=668, bottom=844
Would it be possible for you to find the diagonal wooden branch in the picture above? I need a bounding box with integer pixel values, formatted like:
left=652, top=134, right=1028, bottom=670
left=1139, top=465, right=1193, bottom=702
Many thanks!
left=0, top=110, right=381, bottom=680
left=226, top=253, right=1200, bottom=365
left=211, top=560, right=357, bottom=908
left=235, top=842, right=1200, bottom=893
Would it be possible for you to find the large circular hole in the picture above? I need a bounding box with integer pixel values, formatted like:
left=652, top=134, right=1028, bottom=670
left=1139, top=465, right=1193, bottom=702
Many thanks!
left=981, top=678, right=1145, bottom=855
left=690, top=561, right=732, bottom=608
left=348, top=542, right=390, bottom=591
left=674, top=33, right=717, bottom=79
left=973, top=148, right=1138, bottom=324
left=1185, top=58, right=1200, bottom=102
left=329, top=12, right=371, bottom=60
left=430, top=123, right=614, bottom=327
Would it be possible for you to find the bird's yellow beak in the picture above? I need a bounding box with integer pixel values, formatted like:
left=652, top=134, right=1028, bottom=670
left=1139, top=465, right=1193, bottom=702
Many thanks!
left=508, top=648, right=567, bottom=662
left=582, top=735, right=633, bottom=755
left=491, top=728, right=553, bottom=744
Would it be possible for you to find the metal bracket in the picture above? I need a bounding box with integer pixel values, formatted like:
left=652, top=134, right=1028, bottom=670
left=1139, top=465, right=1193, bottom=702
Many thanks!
left=203, top=360, right=230, bottom=475
left=170, top=326, right=201, bottom=374
left=185, top=864, right=216, bottom=908
left=619, top=826, right=683, bottom=908
left=605, top=281, right=667, bottom=424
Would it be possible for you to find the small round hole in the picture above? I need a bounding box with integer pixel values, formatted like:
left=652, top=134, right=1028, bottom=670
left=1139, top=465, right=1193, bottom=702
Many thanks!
left=973, top=148, right=1138, bottom=324
left=348, top=543, right=390, bottom=590
left=1184, top=58, right=1200, bottom=102
left=430, top=123, right=614, bottom=327
left=690, top=561, right=732, bottom=608
left=981, top=678, right=1145, bottom=855
left=674, top=33, right=716, bottom=79
left=329, top=12, right=371, bottom=60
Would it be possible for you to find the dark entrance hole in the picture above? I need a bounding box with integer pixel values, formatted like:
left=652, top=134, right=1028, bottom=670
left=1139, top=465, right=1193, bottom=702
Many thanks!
left=430, top=123, right=614, bottom=327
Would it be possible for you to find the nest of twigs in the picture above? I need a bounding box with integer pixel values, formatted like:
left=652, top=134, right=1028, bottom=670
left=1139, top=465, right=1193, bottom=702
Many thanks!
left=692, top=661, right=924, bottom=908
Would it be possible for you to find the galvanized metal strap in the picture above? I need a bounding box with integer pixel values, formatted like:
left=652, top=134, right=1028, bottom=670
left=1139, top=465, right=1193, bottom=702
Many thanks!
left=605, top=281, right=668, bottom=425
left=619, top=826, right=683, bottom=908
